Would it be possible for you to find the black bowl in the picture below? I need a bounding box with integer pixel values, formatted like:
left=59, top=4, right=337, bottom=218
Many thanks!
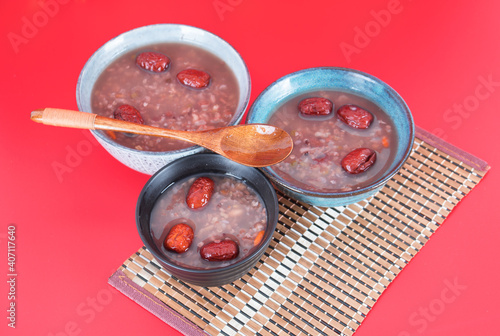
left=136, top=153, right=279, bottom=287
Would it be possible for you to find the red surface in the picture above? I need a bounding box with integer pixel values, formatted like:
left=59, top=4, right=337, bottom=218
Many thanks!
left=1, top=1, right=499, bottom=335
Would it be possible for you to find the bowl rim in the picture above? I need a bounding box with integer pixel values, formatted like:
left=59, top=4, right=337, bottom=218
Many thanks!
left=247, top=66, right=415, bottom=199
left=135, top=153, right=279, bottom=275
left=76, top=23, right=251, bottom=157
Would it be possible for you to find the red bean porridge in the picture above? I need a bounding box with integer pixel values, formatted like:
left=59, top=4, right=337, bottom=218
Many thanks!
left=150, top=175, right=267, bottom=269
left=91, top=43, right=240, bottom=151
left=267, top=91, right=396, bottom=193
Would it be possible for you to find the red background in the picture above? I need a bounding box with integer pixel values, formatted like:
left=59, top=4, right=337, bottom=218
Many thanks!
left=1, top=0, right=499, bottom=335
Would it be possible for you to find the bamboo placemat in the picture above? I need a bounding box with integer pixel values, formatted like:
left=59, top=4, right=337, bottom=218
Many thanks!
left=109, top=127, right=489, bottom=336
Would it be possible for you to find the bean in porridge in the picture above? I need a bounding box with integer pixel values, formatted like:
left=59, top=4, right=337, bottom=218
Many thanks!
left=91, top=43, right=239, bottom=151
left=150, top=175, right=267, bottom=269
left=267, top=91, right=396, bottom=193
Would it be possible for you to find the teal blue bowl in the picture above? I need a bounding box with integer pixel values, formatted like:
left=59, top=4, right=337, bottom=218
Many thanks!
left=246, top=67, right=414, bottom=207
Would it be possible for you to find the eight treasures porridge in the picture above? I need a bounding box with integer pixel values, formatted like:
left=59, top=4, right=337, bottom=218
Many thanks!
left=267, top=90, right=397, bottom=193
left=91, top=42, right=240, bottom=151
left=150, top=175, right=267, bottom=269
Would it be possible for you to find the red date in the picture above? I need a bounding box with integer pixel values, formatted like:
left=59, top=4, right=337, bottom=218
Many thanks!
left=186, top=177, right=215, bottom=209
left=298, top=97, right=333, bottom=116
left=200, top=240, right=239, bottom=262
left=136, top=51, right=170, bottom=73
left=113, top=104, right=144, bottom=124
left=341, top=148, right=377, bottom=174
left=177, top=69, right=211, bottom=89
left=164, top=223, right=194, bottom=254
left=337, top=104, right=374, bottom=129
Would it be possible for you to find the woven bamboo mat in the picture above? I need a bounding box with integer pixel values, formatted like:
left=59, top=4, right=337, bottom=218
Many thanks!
left=109, top=127, right=489, bottom=336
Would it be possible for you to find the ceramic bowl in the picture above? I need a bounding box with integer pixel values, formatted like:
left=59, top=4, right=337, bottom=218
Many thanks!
left=246, top=67, right=414, bottom=207
left=76, top=24, right=251, bottom=175
left=136, top=153, right=279, bottom=287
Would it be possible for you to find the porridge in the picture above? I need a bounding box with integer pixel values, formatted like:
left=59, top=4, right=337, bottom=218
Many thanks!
left=91, top=42, right=240, bottom=151
left=150, top=175, right=267, bottom=269
left=267, top=90, right=396, bottom=193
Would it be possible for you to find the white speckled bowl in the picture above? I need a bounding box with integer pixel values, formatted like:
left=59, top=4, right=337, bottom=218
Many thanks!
left=76, top=24, right=251, bottom=175
left=246, top=67, right=414, bottom=207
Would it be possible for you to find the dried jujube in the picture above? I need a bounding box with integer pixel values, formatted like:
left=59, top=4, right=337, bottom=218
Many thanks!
left=200, top=240, right=239, bottom=262
left=113, top=104, right=144, bottom=124
left=186, top=177, right=215, bottom=209
left=298, top=97, right=333, bottom=116
left=337, top=104, right=374, bottom=129
left=164, top=223, right=194, bottom=254
left=136, top=51, right=170, bottom=73
left=341, top=148, right=377, bottom=174
left=177, top=69, right=211, bottom=89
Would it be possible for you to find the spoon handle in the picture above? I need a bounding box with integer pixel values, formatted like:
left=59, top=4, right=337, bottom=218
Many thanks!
left=30, top=108, right=196, bottom=143
left=31, top=108, right=98, bottom=129
left=30, top=107, right=294, bottom=167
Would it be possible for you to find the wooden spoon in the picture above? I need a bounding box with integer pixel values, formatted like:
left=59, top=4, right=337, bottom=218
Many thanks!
left=30, top=108, right=293, bottom=167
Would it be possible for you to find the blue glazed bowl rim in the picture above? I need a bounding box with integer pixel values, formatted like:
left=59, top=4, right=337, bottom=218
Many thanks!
left=247, top=66, right=415, bottom=199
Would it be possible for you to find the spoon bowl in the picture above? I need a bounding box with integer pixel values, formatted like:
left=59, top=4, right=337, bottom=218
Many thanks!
left=218, top=124, right=294, bottom=167
left=30, top=108, right=293, bottom=167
